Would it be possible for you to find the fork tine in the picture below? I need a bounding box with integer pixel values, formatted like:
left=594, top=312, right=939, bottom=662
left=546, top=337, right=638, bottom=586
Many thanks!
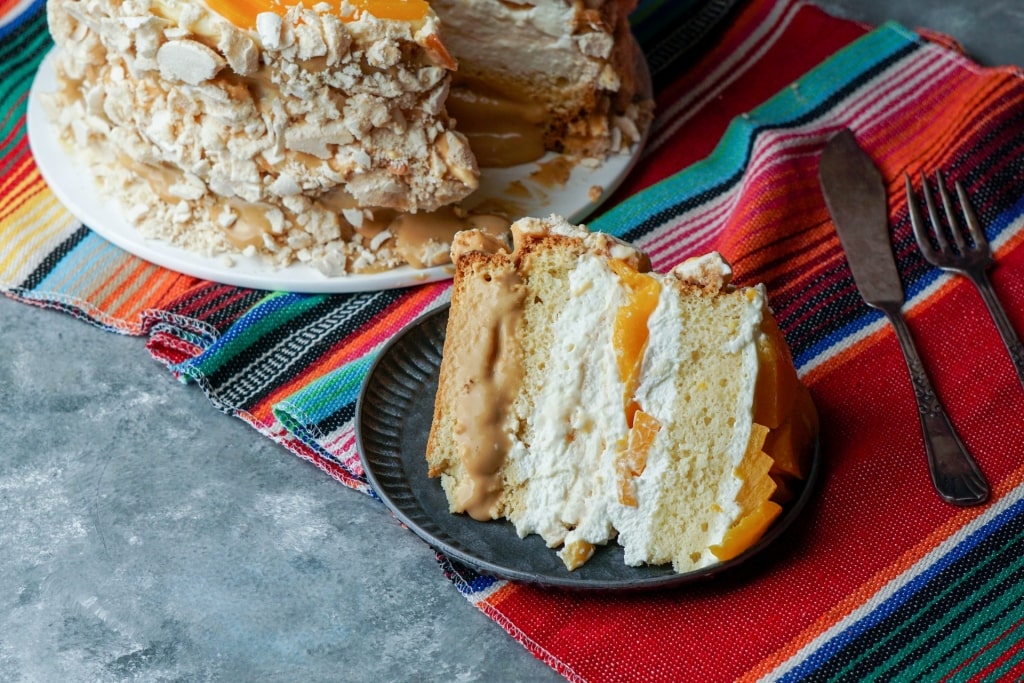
left=934, top=170, right=970, bottom=253
left=905, top=173, right=937, bottom=259
left=954, top=180, right=990, bottom=251
left=918, top=171, right=951, bottom=253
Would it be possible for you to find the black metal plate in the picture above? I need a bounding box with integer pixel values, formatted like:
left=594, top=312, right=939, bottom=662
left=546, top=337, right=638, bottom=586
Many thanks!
left=356, top=305, right=819, bottom=591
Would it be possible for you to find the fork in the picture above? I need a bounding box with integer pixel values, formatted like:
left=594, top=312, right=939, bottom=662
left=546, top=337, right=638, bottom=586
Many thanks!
left=905, top=171, right=1024, bottom=392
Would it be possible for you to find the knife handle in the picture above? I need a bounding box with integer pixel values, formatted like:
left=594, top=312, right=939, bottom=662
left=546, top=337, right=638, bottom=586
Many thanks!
left=881, top=305, right=990, bottom=506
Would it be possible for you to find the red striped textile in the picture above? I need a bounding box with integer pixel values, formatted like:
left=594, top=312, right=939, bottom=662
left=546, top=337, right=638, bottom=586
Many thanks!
left=4, top=0, right=1024, bottom=680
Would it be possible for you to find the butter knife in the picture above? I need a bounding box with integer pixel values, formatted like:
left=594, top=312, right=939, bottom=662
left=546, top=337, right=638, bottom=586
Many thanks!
left=818, top=129, right=989, bottom=506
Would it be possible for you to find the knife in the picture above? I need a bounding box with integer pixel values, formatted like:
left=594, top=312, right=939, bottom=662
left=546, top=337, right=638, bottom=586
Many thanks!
left=818, top=129, right=989, bottom=506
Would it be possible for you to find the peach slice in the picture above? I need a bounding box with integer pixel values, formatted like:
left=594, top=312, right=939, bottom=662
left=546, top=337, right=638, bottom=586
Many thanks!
left=205, top=0, right=429, bottom=30
left=763, top=384, right=818, bottom=480
left=616, top=410, right=661, bottom=507
left=752, top=315, right=800, bottom=430
left=710, top=499, right=783, bottom=561
left=609, top=260, right=661, bottom=427
left=708, top=422, right=782, bottom=561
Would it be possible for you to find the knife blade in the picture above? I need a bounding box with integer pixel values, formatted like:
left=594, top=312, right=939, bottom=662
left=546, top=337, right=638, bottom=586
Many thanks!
left=818, top=129, right=989, bottom=506
left=819, top=129, right=903, bottom=308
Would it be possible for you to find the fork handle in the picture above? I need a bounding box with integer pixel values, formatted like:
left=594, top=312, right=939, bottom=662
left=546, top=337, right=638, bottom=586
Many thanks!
left=968, top=269, right=1024, bottom=391
left=881, top=305, right=990, bottom=506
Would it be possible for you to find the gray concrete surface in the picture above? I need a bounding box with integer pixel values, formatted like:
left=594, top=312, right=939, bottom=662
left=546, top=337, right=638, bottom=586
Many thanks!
left=3, top=1, right=1021, bottom=681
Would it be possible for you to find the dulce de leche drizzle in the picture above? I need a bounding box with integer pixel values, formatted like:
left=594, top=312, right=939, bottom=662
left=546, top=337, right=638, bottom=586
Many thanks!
left=451, top=267, right=525, bottom=520
left=389, top=207, right=510, bottom=268
left=216, top=185, right=510, bottom=269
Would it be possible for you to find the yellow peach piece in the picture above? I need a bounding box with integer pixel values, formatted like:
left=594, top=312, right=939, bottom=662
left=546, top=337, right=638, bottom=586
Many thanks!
left=764, top=384, right=818, bottom=480
left=752, top=315, right=800, bottom=429
left=709, top=500, right=783, bottom=561
left=206, top=0, right=429, bottom=30
left=559, top=540, right=596, bottom=571
left=615, top=410, right=661, bottom=506
left=609, top=260, right=661, bottom=427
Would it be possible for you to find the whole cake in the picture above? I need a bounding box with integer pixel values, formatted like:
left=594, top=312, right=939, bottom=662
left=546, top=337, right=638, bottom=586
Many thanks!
left=42, top=0, right=650, bottom=273
left=425, top=216, right=818, bottom=573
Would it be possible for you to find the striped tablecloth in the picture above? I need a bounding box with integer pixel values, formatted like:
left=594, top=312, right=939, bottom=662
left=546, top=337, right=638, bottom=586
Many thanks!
left=4, top=0, right=1024, bottom=680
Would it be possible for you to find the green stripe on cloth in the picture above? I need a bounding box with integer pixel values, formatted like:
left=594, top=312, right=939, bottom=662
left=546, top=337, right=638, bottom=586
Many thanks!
left=869, top=525, right=1024, bottom=680
left=1, top=35, right=51, bottom=163
left=592, top=21, right=919, bottom=236
left=177, top=292, right=316, bottom=378
left=274, top=354, right=375, bottom=436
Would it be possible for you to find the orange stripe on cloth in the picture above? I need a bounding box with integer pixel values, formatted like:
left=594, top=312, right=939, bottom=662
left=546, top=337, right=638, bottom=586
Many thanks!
left=719, top=164, right=828, bottom=281
left=869, top=70, right=1016, bottom=180
left=0, top=140, right=44, bottom=221
left=90, top=257, right=160, bottom=312
left=90, top=254, right=201, bottom=323
left=0, top=0, right=25, bottom=17
left=0, top=166, right=46, bottom=228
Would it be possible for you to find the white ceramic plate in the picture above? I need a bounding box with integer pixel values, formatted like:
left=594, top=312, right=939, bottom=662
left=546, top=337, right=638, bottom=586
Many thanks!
left=27, top=49, right=650, bottom=293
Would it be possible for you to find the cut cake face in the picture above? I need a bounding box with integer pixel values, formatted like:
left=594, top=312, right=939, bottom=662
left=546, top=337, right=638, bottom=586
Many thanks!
left=432, top=0, right=645, bottom=164
left=425, top=216, right=818, bottom=573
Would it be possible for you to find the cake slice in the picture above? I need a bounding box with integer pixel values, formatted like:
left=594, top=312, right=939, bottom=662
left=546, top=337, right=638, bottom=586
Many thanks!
left=425, top=216, right=818, bottom=573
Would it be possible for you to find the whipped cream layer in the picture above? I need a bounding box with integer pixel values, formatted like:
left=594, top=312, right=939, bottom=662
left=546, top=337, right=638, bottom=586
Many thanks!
left=506, top=254, right=627, bottom=547
left=506, top=249, right=765, bottom=570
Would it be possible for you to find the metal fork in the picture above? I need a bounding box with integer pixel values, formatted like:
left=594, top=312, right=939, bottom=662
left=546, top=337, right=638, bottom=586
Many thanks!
left=905, top=171, right=1024, bottom=391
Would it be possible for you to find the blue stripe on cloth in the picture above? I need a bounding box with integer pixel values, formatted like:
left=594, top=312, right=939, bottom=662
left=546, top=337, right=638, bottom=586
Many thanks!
left=33, top=232, right=129, bottom=293
left=0, top=0, right=46, bottom=42
left=980, top=187, right=1024, bottom=254
left=791, top=308, right=885, bottom=371
left=437, top=555, right=502, bottom=597
left=16, top=225, right=90, bottom=291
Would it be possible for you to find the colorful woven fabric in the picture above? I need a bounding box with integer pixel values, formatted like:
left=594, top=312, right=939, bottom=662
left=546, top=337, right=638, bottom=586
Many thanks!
left=4, top=0, right=1024, bottom=680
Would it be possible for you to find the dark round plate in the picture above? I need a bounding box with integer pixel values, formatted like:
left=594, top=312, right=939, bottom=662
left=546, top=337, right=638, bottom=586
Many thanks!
left=356, top=304, right=819, bottom=591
